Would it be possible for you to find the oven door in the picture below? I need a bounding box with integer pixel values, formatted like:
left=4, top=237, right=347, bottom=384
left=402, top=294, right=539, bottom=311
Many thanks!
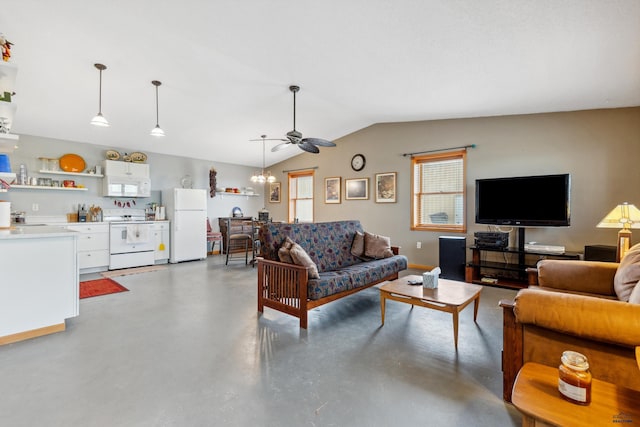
left=109, top=223, right=155, bottom=269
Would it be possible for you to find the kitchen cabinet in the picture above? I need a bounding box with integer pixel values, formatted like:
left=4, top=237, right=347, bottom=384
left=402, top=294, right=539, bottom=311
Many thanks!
left=0, top=226, right=79, bottom=345
left=104, top=160, right=149, bottom=178
left=65, top=223, right=110, bottom=272
left=153, top=221, right=170, bottom=263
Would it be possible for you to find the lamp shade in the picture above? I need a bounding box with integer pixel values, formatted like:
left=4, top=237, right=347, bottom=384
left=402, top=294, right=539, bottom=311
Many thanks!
left=597, top=203, right=640, bottom=229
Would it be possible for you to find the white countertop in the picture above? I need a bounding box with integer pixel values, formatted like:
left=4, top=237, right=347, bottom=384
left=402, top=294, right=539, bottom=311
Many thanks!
left=0, top=225, right=78, bottom=239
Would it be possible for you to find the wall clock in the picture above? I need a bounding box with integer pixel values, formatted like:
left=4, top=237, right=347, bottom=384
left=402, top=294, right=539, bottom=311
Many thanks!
left=351, top=154, right=366, bottom=171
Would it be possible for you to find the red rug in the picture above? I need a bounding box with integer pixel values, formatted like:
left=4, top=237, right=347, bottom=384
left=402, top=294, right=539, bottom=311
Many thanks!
left=80, top=278, right=129, bottom=299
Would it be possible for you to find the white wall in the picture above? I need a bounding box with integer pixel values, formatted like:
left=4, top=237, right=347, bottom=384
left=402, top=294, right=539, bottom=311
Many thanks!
left=4, top=135, right=264, bottom=231
left=264, top=107, right=640, bottom=267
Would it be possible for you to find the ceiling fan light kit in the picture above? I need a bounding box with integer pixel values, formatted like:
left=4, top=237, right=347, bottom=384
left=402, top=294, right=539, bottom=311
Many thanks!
left=270, top=84, right=336, bottom=154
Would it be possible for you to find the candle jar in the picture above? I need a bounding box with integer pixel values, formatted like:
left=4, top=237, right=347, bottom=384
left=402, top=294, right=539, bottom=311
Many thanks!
left=558, top=351, right=592, bottom=405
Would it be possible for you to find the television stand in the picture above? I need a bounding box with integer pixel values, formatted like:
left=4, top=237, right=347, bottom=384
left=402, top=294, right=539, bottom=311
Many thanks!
left=466, top=229, right=581, bottom=289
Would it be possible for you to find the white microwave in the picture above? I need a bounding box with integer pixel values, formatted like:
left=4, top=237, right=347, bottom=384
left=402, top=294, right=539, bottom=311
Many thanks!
left=103, top=175, right=151, bottom=197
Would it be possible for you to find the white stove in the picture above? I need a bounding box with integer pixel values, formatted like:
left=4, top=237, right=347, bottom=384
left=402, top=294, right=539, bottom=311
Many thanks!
left=104, top=209, right=155, bottom=270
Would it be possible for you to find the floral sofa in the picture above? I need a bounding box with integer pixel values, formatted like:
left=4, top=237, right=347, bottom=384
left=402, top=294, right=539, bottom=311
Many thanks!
left=257, top=220, right=408, bottom=328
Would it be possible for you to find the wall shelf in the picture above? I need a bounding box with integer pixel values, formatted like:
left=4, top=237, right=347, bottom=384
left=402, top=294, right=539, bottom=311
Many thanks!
left=10, top=184, right=88, bottom=192
left=217, top=192, right=260, bottom=198
left=38, top=170, right=104, bottom=178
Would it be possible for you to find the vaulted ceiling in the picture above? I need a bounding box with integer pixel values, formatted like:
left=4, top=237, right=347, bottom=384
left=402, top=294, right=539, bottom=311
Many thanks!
left=3, top=1, right=639, bottom=167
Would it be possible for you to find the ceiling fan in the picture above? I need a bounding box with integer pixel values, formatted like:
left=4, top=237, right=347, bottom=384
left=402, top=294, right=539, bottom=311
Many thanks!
left=269, top=85, right=336, bottom=154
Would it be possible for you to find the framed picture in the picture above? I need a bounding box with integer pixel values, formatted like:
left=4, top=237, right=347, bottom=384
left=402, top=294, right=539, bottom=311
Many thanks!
left=269, top=182, right=281, bottom=203
left=324, top=177, right=341, bottom=204
left=375, top=172, right=397, bottom=203
left=345, top=178, right=369, bottom=200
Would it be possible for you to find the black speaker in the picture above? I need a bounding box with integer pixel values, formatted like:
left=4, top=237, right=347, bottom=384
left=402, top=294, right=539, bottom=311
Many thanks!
left=584, top=245, right=616, bottom=262
left=439, top=236, right=467, bottom=281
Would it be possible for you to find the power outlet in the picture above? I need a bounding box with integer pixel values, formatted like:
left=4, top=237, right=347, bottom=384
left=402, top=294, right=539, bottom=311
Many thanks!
left=32, top=203, right=39, bottom=212
left=416, top=241, right=422, bottom=249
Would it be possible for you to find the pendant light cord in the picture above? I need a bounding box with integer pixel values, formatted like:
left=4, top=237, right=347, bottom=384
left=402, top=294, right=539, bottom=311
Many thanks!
left=155, top=84, right=160, bottom=126
left=98, top=68, right=103, bottom=113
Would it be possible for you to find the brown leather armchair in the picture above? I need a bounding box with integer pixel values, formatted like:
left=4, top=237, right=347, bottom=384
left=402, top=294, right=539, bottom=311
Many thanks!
left=500, top=259, right=640, bottom=402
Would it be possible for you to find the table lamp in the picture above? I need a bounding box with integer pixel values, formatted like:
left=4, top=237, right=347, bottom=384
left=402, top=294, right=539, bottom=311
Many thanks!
left=597, top=202, right=640, bottom=262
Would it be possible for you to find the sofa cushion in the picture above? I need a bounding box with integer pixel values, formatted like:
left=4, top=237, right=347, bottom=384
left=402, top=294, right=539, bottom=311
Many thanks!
left=289, top=241, right=320, bottom=279
left=306, top=255, right=408, bottom=300
left=277, top=236, right=295, bottom=264
left=364, top=231, right=394, bottom=259
left=614, top=243, right=640, bottom=301
left=351, top=231, right=365, bottom=257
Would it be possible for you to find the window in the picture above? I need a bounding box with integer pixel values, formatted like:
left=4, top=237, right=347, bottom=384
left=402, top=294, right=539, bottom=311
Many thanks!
left=288, top=170, right=314, bottom=223
left=411, top=150, right=466, bottom=232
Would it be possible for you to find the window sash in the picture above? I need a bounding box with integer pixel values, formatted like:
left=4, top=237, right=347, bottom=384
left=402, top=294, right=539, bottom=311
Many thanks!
left=288, top=171, right=314, bottom=223
left=412, top=150, right=466, bottom=232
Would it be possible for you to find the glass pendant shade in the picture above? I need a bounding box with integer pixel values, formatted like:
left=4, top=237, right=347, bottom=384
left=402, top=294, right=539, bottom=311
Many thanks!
left=91, top=112, right=109, bottom=127
left=150, top=124, right=165, bottom=137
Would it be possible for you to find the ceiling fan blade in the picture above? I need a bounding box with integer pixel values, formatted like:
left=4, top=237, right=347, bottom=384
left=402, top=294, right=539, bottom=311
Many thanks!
left=271, top=142, right=291, bottom=152
left=249, top=138, right=287, bottom=142
left=303, top=137, right=336, bottom=147
left=299, top=141, right=320, bottom=153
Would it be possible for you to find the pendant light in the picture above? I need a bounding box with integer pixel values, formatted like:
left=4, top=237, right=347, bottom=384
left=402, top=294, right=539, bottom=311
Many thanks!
left=90, top=63, right=109, bottom=127
left=150, top=80, right=165, bottom=137
left=250, top=135, right=276, bottom=184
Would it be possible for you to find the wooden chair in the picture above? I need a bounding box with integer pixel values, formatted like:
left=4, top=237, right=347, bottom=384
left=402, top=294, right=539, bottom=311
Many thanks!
left=225, top=218, right=254, bottom=265
left=206, top=218, right=223, bottom=255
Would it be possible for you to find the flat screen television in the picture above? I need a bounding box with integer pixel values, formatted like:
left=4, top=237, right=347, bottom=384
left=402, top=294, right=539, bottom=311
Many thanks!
left=475, top=173, right=571, bottom=227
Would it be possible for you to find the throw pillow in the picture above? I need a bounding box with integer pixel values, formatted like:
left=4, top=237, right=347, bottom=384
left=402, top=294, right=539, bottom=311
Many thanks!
left=629, top=280, right=640, bottom=305
left=278, top=237, right=295, bottom=264
left=351, top=231, right=365, bottom=257
left=614, top=243, right=640, bottom=301
left=289, top=243, right=320, bottom=279
left=364, top=231, right=394, bottom=259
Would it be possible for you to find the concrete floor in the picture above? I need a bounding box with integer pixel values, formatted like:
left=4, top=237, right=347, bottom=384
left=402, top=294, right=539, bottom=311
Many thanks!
left=0, top=257, right=522, bottom=426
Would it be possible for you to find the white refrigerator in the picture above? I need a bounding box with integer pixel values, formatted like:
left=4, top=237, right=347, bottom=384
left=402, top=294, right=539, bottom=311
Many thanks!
left=163, top=188, right=207, bottom=263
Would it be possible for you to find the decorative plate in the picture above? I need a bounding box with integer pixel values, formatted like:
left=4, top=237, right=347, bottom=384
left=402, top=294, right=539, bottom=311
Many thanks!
left=59, top=153, right=86, bottom=173
left=130, top=152, right=147, bottom=163
left=106, top=150, right=120, bottom=160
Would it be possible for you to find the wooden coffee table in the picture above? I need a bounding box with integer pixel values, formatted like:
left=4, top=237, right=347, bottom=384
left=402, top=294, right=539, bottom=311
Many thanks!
left=379, top=275, right=482, bottom=349
left=512, top=362, right=640, bottom=427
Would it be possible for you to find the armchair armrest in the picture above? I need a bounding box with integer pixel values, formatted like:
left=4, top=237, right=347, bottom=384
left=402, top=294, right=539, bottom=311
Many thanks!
left=256, top=257, right=311, bottom=328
